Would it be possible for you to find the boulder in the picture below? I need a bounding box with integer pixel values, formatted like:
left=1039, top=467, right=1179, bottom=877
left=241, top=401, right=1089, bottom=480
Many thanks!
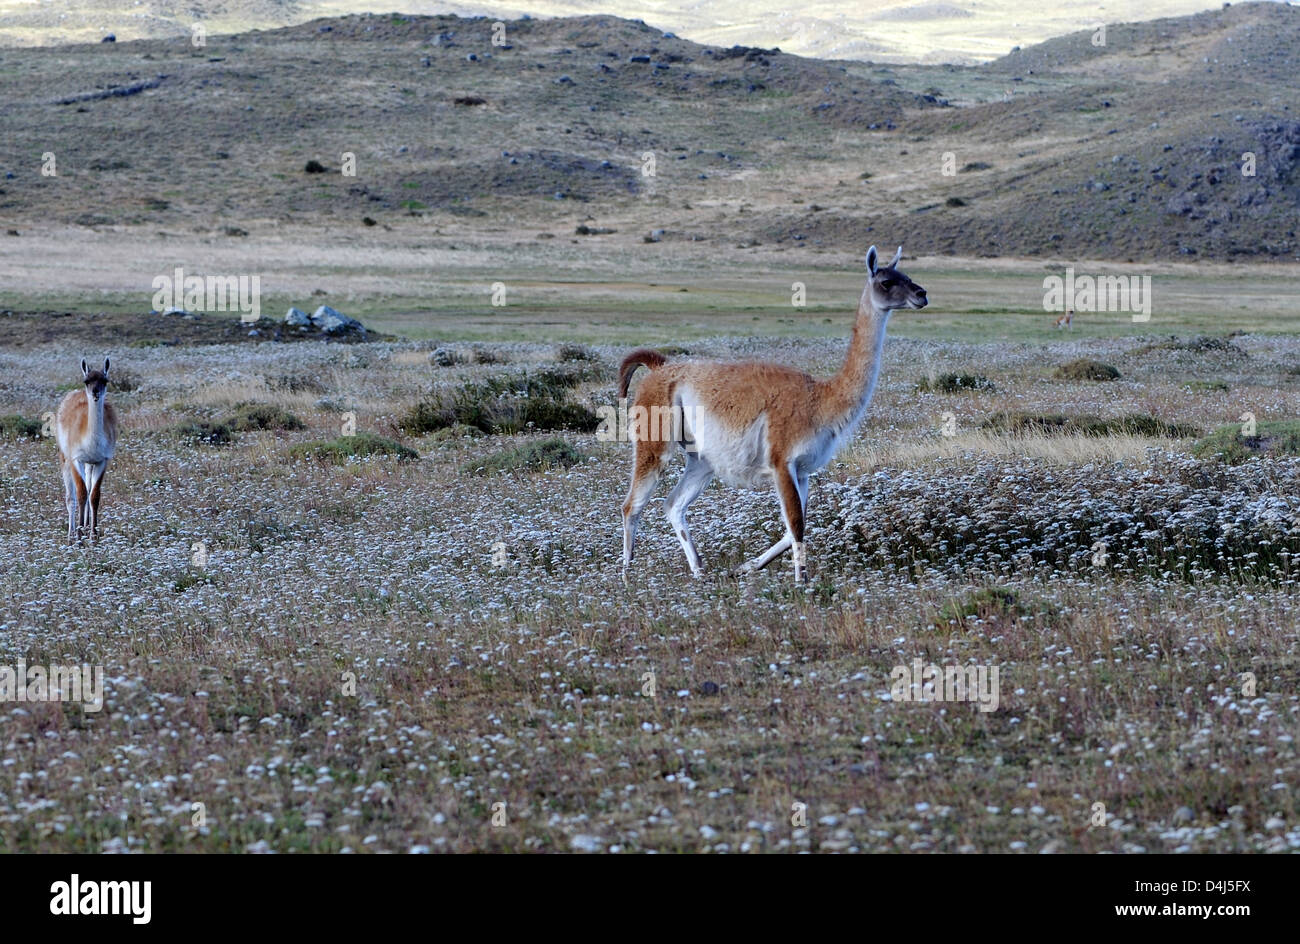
left=312, top=305, right=365, bottom=336
left=285, top=307, right=311, bottom=327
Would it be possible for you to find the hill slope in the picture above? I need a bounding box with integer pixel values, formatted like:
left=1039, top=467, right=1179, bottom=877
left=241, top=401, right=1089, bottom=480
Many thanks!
left=0, top=3, right=1296, bottom=261
left=0, top=0, right=1229, bottom=64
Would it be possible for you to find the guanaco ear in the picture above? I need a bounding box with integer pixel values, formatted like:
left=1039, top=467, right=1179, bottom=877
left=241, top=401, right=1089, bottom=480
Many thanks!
left=103, top=357, right=110, bottom=376
left=865, top=246, right=878, bottom=275
left=888, top=246, right=903, bottom=269
left=81, top=358, right=89, bottom=380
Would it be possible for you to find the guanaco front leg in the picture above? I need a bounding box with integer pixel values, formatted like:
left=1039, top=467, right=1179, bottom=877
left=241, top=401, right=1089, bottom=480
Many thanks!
left=774, top=463, right=809, bottom=585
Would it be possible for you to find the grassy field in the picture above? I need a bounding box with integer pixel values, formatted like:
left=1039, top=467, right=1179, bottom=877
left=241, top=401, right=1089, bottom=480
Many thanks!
left=1, top=229, right=1298, bottom=852
left=4, top=227, right=1300, bottom=345
left=0, top=8, right=1297, bottom=854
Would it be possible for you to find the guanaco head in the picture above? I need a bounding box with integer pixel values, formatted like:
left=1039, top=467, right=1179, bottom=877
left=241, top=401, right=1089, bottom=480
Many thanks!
left=81, top=357, right=110, bottom=404
left=865, top=245, right=928, bottom=312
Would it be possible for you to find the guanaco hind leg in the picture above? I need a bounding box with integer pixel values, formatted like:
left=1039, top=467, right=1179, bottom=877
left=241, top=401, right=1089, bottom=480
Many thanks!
left=86, top=461, right=106, bottom=540
left=664, top=453, right=713, bottom=577
left=61, top=458, right=84, bottom=543
left=622, top=437, right=667, bottom=578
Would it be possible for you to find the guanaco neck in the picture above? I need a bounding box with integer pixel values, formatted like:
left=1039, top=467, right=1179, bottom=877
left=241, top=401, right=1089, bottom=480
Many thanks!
left=819, top=286, right=891, bottom=429
left=84, top=387, right=106, bottom=442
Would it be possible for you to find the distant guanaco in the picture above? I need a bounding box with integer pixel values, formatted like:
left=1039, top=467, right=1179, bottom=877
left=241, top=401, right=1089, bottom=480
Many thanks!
left=1054, top=308, right=1074, bottom=329
left=619, top=246, right=928, bottom=584
left=55, top=358, right=118, bottom=543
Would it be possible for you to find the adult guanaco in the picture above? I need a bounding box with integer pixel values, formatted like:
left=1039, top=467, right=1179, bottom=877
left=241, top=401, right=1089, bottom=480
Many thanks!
left=619, top=246, right=927, bottom=584
left=55, top=358, right=118, bottom=543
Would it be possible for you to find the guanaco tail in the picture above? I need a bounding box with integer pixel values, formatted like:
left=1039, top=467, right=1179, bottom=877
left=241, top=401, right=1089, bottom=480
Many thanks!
left=55, top=358, right=118, bottom=543
left=619, top=245, right=928, bottom=584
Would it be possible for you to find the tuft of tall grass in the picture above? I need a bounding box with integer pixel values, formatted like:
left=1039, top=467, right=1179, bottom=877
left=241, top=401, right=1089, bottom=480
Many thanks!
left=1054, top=359, right=1119, bottom=381
left=982, top=411, right=1199, bottom=438
left=0, top=414, right=43, bottom=440
left=401, top=368, right=602, bottom=436
left=170, top=420, right=235, bottom=445
left=916, top=372, right=995, bottom=393
left=289, top=432, right=418, bottom=463
left=461, top=437, right=585, bottom=475
left=1192, top=420, right=1300, bottom=463
left=223, top=402, right=305, bottom=432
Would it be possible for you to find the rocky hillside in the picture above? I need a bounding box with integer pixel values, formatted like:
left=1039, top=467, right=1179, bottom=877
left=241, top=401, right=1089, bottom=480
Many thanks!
left=0, top=3, right=1296, bottom=261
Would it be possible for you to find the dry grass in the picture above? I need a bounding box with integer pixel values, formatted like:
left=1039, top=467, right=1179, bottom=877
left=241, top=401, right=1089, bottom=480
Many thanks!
left=843, top=429, right=1167, bottom=469
left=0, top=329, right=1297, bottom=853
left=0, top=4, right=1298, bottom=854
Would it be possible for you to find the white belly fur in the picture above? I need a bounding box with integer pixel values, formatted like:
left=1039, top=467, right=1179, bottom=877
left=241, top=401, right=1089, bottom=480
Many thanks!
left=676, top=387, right=862, bottom=489
left=678, top=388, right=773, bottom=488
left=60, top=429, right=114, bottom=466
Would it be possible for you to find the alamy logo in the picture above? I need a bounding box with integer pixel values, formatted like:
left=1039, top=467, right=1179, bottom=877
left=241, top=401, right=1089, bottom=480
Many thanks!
left=889, top=659, right=1000, bottom=712
left=151, top=267, right=261, bottom=322
left=596, top=400, right=699, bottom=451
left=0, top=661, right=103, bottom=711
left=50, top=875, right=151, bottom=924
left=1043, top=266, right=1151, bottom=322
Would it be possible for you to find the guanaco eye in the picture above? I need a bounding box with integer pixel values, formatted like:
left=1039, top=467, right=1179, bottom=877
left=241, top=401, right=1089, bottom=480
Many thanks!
left=880, top=279, right=896, bottom=289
